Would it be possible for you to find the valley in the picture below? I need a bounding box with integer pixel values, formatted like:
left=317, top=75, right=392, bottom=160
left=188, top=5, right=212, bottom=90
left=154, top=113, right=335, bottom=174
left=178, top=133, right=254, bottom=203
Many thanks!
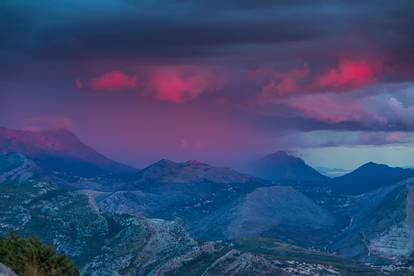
left=0, top=128, right=414, bottom=275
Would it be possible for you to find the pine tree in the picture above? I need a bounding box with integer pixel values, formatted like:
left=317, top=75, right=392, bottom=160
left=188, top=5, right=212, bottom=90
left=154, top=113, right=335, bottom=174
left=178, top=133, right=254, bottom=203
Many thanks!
left=0, top=231, right=79, bottom=276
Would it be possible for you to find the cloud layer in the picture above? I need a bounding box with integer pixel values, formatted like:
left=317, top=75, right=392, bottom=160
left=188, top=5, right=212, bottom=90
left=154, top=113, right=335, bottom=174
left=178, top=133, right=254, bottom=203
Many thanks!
left=90, top=71, right=138, bottom=91
left=80, top=66, right=222, bottom=103
left=2, top=0, right=414, bottom=165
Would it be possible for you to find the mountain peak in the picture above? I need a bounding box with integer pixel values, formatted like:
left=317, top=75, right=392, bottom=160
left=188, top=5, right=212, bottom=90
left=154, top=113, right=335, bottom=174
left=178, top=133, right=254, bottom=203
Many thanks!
left=332, top=162, right=414, bottom=195
left=0, top=127, right=134, bottom=176
left=265, top=151, right=294, bottom=159
left=359, top=161, right=388, bottom=169
left=351, top=162, right=398, bottom=175
left=137, top=159, right=256, bottom=186
left=183, top=160, right=208, bottom=167
left=0, top=127, right=80, bottom=153
left=139, top=159, right=180, bottom=179
left=249, top=151, right=327, bottom=183
left=261, top=151, right=309, bottom=168
left=148, top=159, right=178, bottom=168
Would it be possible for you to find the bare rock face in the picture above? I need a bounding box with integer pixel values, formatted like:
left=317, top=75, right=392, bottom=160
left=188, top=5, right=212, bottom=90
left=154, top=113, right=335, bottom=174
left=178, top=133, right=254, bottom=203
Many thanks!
left=192, top=186, right=337, bottom=247
left=368, top=184, right=414, bottom=258
left=95, top=190, right=158, bottom=217
left=155, top=242, right=289, bottom=276
left=0, top=264, right=17, bottom=276
left=332, top=179, right=414, bottom=262
left=0, top=153, right=36, bottom=184
left=82, top=218, right=197, bottom=276
left=228, top=186, right=336, bottom=239
left=369, top=223, right=414, bottom=257
left=196, top=250, right=289, bottom=276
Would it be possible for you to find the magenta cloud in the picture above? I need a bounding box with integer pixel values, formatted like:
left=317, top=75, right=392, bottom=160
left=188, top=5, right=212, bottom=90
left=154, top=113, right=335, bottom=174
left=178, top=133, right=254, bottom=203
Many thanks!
left=90, top=71, right=138, bottom=91
left=83, top=66, right=223, bottom=103
left=256, top=59, right=381, bottom=103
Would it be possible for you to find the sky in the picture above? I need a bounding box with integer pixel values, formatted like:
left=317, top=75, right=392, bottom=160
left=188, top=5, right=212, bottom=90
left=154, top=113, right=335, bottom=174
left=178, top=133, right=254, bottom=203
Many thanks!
left=1, top=0, right=414, bottom=170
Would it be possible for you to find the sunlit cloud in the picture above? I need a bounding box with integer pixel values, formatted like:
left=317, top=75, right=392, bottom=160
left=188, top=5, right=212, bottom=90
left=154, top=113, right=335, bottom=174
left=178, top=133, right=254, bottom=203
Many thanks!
left=90, top=71, right=138, bottom=91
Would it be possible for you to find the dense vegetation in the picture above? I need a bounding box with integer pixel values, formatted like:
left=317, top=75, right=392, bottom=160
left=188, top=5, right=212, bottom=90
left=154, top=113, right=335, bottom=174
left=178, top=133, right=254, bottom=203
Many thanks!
left=0, top=232, right=79, bottom=276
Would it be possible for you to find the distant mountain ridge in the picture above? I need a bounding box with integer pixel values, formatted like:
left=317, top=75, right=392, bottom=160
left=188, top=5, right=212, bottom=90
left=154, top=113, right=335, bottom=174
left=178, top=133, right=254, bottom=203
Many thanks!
left=249, top=151, right=329, bottom=183
left=0, top=127, right=135, bottom=176
left=316, top=166, right=350, bottom=177
left=136, top=158, right=260, bottom=186
left=331, top=162, right=414, bottom=195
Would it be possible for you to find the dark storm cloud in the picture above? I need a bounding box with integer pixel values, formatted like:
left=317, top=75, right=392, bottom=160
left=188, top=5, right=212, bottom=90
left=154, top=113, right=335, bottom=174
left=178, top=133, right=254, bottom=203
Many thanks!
left=0, top=1, right=327, bottom=59
left=1, top=0, right=412, bottom=65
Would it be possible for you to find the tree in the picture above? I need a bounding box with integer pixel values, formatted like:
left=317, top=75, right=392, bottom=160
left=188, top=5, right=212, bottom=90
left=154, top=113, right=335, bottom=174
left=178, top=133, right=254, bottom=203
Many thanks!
left=0, top=231, right=79, bottom=276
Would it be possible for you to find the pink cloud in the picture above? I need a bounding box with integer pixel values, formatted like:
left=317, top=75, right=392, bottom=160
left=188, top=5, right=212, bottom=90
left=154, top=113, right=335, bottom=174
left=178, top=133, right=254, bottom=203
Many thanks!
left=315, top=60, right=377, bottom=90
left=286, top=94, right=384, bottom=124
left=256, top=59, right=381, bottom=101
left=384, top=132, right=411, bottom=143
left=146, top=66, right=221, bottom=103
left=284, top=90, right=414, bottom=132
left=359, top=131, right=413, bottom=145
left=259, top=65, right=309, bottom=101
left=90, top=71, right=137, bottom=91
left=82, top=66, right=222, bottom=103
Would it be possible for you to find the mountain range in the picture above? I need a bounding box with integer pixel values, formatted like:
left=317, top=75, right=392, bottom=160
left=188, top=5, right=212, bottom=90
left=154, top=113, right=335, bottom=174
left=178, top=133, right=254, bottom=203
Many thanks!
left=0, top=152, right=373, bottom=275
left=91, top=158, right=337, bottom=246
left=1, top=127, right=413, bottom=274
